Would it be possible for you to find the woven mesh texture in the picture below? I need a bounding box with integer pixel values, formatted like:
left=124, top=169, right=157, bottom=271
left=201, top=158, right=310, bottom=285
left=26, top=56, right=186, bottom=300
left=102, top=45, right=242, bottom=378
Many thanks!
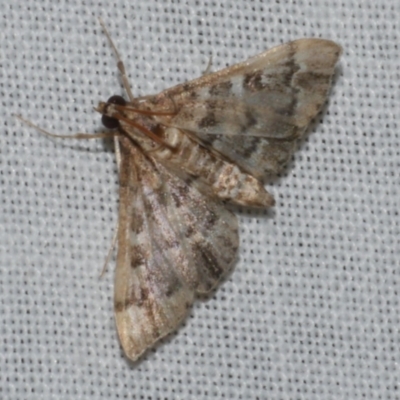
left=1, top=1, right=399, bottom=399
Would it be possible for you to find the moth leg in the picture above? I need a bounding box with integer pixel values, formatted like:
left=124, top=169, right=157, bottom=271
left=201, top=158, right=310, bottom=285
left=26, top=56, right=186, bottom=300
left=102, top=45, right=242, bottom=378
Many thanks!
left=99, top=18, right=135, bottom=103
left=17, top=112, right=121, bottom=275
left=100, top=223, right=118, bottom=277
left=202, top=54, right=213, bottom=75
left=114, top=135, right=122, bottom=172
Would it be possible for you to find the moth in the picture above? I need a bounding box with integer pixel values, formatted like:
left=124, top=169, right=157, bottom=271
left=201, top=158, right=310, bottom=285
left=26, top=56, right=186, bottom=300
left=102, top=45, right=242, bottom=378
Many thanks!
left=20, top=24, right=342, bottom=362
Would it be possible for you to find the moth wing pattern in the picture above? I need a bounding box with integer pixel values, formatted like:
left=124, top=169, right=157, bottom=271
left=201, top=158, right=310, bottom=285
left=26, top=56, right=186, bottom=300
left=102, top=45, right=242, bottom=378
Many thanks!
left=114, top=136, right=239, bottom=361
left=154, top=39, right=342, bottom=179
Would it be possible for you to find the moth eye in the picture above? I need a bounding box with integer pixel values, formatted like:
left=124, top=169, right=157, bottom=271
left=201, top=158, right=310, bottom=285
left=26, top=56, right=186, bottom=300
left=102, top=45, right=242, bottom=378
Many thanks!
left=101, top=95, right=127, bottom=129
left=106, top=95, right=126, bottom=106
left=102, top=115, right=119, bottom=129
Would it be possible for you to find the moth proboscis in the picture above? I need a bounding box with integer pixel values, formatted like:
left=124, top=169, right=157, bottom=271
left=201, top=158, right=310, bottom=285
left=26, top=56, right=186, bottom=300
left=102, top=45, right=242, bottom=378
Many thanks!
left=18, top=21, right=342, bottom=362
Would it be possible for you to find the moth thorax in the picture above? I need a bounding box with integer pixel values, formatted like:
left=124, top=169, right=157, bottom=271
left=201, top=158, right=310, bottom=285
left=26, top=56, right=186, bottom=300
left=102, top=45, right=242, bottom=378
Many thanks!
left=164, top=127, right=182, bottom=147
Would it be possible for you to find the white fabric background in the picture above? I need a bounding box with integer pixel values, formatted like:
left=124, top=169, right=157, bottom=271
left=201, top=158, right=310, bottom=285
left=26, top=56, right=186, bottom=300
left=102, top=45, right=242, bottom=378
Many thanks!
left=1, top=1, right=399, bottom=399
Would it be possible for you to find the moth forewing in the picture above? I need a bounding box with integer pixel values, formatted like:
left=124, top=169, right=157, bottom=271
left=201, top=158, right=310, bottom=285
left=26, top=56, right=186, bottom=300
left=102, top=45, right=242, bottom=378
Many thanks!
left=148, top=39, right=342, bottom=180
left=113, top=136, right=238, bottom=361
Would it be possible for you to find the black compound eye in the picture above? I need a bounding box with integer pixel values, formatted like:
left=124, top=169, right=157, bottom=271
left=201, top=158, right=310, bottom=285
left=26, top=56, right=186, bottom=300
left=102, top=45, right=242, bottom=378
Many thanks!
left=101, top=95, right=127, bottom=129
left=106, top=95, right=126, bottom=106
left=102, top=115, right=119, bottom=129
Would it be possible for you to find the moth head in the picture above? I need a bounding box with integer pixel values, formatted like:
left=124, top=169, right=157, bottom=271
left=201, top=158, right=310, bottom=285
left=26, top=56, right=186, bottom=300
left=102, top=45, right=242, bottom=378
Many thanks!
left=96, top=95, right=127, bottom=129
left=95, top=95, right=176, bottom=150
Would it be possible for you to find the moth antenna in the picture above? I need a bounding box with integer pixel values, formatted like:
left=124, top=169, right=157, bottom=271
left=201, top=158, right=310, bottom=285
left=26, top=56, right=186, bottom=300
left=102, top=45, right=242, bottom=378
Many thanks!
left=15, top=114, right=115, bottom=140
left=99, top=18, right=135, bottom=103
left=17, top=112, right=121, bottom=276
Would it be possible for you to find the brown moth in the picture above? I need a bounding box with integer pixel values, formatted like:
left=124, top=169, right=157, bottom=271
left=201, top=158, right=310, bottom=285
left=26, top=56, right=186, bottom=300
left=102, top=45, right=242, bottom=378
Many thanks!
left=19, top=23, right=342, bottom=362
left=107, top=36, right=341, bottom=361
